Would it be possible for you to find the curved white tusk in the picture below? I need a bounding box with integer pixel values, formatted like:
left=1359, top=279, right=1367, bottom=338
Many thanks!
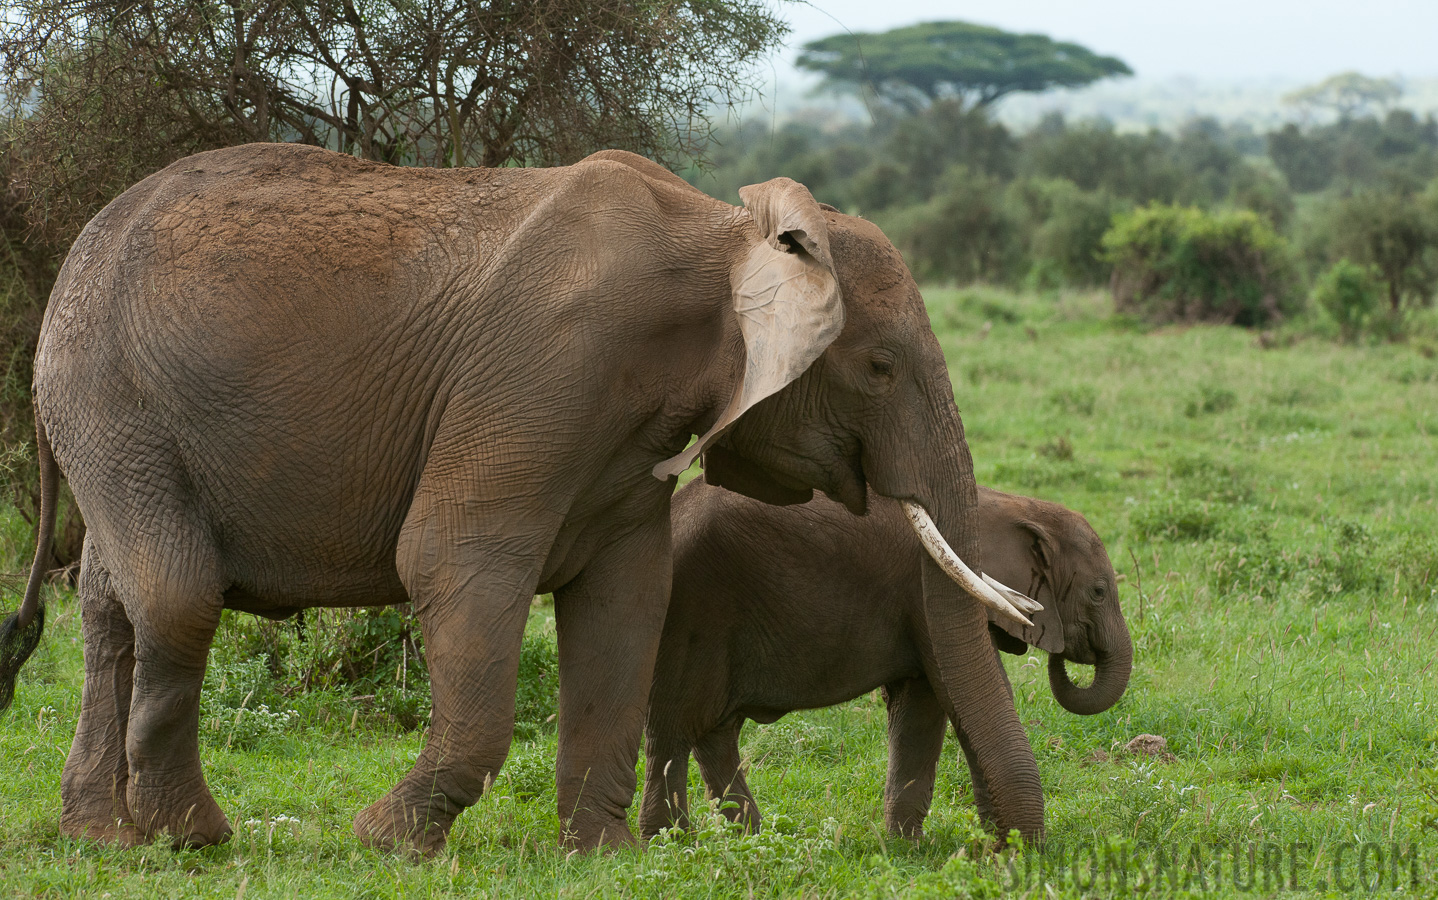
left=902, top=501, right=1036, bottom=629
left=982, top=573, right=1045, bottom=615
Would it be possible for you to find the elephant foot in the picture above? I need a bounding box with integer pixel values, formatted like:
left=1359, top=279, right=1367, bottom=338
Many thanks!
left=354, top=794, right=453, bottom=857
left=639, top=812, right=691, bottom=843
left=61, top=781, right=142, bottom=846
left=563, top=810, right=639, bottom=853
left=127, top=772, right=232, bottom=848
left=884, top=809, right=926, bottom=840
left=59, top=810, right=144, bottom=847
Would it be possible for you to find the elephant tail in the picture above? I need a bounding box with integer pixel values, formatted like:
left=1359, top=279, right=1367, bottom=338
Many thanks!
left=0, top=417, right=56, bottom=713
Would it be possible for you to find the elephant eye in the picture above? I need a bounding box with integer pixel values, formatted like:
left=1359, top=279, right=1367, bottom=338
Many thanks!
left=868, top=353, right=895, bottom=378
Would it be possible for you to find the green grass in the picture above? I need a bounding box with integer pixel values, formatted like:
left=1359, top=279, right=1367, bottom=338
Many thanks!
left=3, top=286, right=1437, bottom=896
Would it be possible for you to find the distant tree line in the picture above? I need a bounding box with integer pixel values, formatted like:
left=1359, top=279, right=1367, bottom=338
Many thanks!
left=685, top=84, right=1438, bottom=335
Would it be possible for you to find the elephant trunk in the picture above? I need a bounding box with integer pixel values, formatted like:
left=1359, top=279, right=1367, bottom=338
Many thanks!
left=1047, top=625, right=1132, bottom=716
left=915, top=415, right=1044, bottom=842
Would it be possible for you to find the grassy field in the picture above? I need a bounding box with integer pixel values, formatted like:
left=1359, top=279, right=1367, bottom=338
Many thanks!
left=2, top=287, right=1436, bottom=897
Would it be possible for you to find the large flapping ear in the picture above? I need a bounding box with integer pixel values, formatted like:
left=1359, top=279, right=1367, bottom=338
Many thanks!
left=654, top=178, right=845, bottom=479
left=989, top=520, right=1066, bottom=654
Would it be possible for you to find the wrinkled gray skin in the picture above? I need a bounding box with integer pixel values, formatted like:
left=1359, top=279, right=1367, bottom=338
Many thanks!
left=641, top=480, right=1131, bottom=838
left=19, top=143, right=1041, bottom=854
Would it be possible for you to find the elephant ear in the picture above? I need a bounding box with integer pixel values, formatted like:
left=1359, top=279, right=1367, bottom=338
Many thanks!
left=989, top=520, right=1066, bottom=654
left=653, top=178, right=844, bottom=479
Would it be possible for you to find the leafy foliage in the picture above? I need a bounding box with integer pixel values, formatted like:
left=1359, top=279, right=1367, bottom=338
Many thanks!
left=1283, top=71, right=1403, bottom=120
left=1267, top=110, right=1438, bottom=194
left=1303, top=189, right=1438, bottom=311
left=1006, top=177, right=1122, bottom=288
left=881, top=165, right=1019, bottom=284
left=201, top=654, right=297, bottom=751
left=1103, top=204, right=1299, bottom=326
left=1312, top=259, right=1384, bottom=342
left=0, top=0, right=788, bottom=171
left=513, top=623, right=559, bottom=741
left=796, top=20, right=1131, bottom=113
left=0, top=0, right=790, bottom=564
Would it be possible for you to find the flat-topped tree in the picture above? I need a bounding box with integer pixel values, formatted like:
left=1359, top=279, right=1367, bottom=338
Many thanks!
left=798, top=21, right=1132, bottom=114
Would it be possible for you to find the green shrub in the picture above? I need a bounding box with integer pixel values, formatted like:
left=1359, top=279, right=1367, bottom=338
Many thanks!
left=498, top=743, right=554, bottom=801
left=1102, top=203, right=1300, bottom=327
left=882, top=165, right=1021, bottom=284
left=1227, top=162, right=1295, bottom=229
left=1036, top=435, right=1074, bottom=460
left=1018, top=116, right=1190, bottom=204
left=201, top=654, right=296, bottom=750
left=1206, top=529, right=1301, bottom=598
left=1005, top=177, right=1121, bottom=288
left=1312, top=259, right=1384, bottom=342
left=1168, top=452, right=1252, bottom=503
left=1320, top=518, right=1380, bottom=595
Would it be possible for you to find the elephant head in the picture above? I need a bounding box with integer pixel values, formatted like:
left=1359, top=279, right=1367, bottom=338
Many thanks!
left=643, top=172, right=1034, bottom=630
left=638, top=169, right=1045, bottom=837
left=979, top=489, right=1133, bottom=716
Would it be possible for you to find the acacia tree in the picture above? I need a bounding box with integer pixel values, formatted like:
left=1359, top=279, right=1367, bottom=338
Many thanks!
left=1317, top=190, right=1438, bottom=312
left=0, top=0, right=789, bottom=561
left=1283, top=72, right=1402, bottom=121
left=796, top=20, right=1131, bottom=114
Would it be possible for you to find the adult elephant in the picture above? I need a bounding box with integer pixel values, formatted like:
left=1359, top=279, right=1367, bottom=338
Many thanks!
left=641, top=482, right=1132, bottom=838
left=0, top=143, right=1038, bottom=854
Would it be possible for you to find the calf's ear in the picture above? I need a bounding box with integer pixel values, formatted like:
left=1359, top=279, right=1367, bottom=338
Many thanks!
left=988, top=520, right=1066, bottom=654
left=653, top=178, right=844, bottom=480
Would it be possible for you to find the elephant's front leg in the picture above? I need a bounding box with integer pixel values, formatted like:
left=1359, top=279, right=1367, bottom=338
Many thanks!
left=881, top=678, right=946, bottom=838
left=354, top=493, right=547, bottom=856
left=553, top=514, right=672, bottom=851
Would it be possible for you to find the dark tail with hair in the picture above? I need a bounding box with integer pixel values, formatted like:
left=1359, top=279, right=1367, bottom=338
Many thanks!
left=0, top=417, right=56, bottom=713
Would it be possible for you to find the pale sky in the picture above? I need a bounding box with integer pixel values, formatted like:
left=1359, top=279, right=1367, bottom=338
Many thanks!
left=776, top=0, right=1438, bottom=81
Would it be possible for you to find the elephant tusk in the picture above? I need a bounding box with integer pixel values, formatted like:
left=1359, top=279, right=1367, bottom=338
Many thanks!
left=982, top=573, right=1045, bottom=615
left=902, top=501, right=1037, bottom=629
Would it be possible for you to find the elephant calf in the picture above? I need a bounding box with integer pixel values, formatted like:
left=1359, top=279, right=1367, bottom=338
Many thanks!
left=640, top=480, right=1132, bottom=838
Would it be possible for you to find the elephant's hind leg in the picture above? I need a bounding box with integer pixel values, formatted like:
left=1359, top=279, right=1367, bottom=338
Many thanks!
left=694, top=717, right=760, bottom=833
left=59, top=538, right=139, bottom=844
left=118, top=528, right=229, bottom=848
